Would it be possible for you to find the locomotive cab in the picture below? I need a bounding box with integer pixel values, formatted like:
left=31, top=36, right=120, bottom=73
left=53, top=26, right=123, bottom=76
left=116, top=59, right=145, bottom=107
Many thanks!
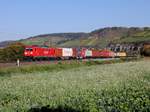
left=24, top=48, right=33, bottom=57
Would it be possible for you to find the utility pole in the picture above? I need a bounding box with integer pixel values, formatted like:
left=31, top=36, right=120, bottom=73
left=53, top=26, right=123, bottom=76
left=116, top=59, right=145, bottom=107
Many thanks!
left=17, top=59, right=20, bottom=67
left=49, top=38, right=53, bottom=47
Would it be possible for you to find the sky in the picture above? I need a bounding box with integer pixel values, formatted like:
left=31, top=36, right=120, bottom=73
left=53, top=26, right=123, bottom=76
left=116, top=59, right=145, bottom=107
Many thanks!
left=0, top=0, right=150, bottom=42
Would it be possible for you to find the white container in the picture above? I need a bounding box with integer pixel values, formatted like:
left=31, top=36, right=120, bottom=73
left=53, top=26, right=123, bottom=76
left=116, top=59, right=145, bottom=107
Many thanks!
left=85, top=50, right=92, bottom=57
left=62, top=48, right=73, bottom=57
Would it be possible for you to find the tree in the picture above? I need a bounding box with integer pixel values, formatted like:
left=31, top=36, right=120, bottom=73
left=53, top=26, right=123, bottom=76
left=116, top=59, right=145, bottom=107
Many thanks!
left=0, top=43, right=25, bottom=62
left=142, top=44, right=150, bottom=56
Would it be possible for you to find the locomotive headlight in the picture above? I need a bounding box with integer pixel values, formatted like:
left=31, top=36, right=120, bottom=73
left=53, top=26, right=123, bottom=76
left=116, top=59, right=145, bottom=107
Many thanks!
left=24, top=52, right=27, bottom=55
left=30, top=52, right=33, bottom=54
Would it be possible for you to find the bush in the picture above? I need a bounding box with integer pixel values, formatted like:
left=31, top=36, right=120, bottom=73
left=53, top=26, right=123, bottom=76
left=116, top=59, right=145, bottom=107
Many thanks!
left=98, top=84, right=150, bottom=112
left=142, top=48, right=150, bottom=56
left=27, top=83, right=150, bottom=112
left=0, top=43, right=25, bottom=62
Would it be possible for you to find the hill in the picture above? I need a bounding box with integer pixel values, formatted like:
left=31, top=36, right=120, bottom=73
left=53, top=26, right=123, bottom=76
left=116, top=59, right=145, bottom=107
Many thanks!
left=0, top=40, right=16, bottom=48
left=19, top=33, right=89, bottom=47
left=57, top=27, right=150, bottom=48
left=1, top=27, right=150, bottom=48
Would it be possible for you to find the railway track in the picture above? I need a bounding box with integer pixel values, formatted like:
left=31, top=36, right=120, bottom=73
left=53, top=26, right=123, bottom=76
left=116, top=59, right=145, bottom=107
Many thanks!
left=0, top=58, right=122, bottom=68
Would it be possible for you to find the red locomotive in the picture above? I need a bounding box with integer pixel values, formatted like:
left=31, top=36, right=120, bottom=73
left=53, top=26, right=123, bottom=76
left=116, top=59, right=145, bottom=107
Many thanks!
left=24, top=45, right=117, bottom=60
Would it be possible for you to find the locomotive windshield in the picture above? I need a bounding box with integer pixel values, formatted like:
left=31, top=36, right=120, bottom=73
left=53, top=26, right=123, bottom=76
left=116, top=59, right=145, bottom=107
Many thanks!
left=25, top=48, right=33, bottom=51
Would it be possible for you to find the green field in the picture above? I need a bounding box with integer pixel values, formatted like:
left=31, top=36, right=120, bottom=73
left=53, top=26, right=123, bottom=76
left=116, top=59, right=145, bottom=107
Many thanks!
left=0, top=60, right=150, bottom=112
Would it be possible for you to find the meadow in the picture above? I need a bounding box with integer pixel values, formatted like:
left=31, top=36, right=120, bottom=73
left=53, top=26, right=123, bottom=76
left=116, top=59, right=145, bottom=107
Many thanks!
left=0, top=60, right=149, bottom=112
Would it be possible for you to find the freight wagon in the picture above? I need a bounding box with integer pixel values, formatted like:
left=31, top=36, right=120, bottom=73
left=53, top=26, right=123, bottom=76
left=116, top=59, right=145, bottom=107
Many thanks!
left=92, top=50, right=115, bottom=58
left=80, top=49, right=92, bottom=58
left=79, top=49, right=115, bottom=58
left=54, top=48, right=77, bottom=59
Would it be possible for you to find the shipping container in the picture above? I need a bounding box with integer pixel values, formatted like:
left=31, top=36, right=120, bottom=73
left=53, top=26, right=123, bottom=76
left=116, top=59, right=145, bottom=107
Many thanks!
left=92, top=50, right=100, bottom=57
left=80, top=49, right=92, bottom=58
left=72, top=48, right=77, bottom=58
left=62, top=48, right=73, bottom=57
left=109, top=51, right=115, bottom=57
left=85, top=50, right=92, bottom=57
left=91, top=50, right=115, bottom=58
left=55, top=48, right=63, bottom=57
left=115, top=52, right=127, bottom=57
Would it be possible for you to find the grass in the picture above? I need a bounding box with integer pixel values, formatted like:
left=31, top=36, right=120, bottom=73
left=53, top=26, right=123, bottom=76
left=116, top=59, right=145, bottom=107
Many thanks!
left=20, top=38, right=50, bottom=45
left=0, top=61, right=85, bottom=76
left=0, top=60, right=149, bottom=111
left=0, top=58, right=139, bottom=76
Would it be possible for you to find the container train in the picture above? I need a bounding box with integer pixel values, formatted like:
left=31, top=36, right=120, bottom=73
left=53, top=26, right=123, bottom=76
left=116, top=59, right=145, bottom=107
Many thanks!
left=24, top=45, right=127, bottom=60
